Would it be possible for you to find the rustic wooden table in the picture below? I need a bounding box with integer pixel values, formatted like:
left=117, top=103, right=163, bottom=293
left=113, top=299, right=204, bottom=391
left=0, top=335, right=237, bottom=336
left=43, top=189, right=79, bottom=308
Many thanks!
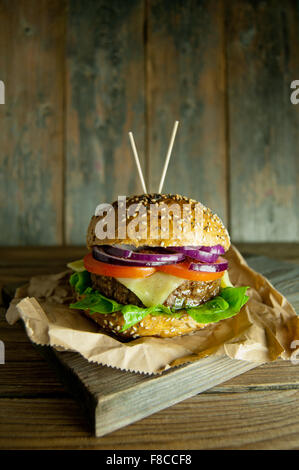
left=0, top=244, right=299, bottom=450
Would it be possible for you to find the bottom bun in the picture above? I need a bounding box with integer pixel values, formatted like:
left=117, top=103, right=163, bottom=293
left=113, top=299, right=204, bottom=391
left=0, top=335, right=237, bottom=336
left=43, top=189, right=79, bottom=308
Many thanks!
left=82, top=309, right=207, bottom=339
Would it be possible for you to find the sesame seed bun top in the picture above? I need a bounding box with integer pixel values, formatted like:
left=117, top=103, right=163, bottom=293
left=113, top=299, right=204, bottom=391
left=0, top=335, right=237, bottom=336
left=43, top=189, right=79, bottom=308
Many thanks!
left=86, top=193, right=230, bottom=251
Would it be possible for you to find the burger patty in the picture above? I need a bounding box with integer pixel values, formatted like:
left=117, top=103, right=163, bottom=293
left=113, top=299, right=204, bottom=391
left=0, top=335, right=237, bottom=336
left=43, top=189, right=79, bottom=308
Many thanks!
left=91, top=273, right=144, bottom=307
left=164, top=278, right=221, bottom=309
left=90, top=273, right=221, bottom=310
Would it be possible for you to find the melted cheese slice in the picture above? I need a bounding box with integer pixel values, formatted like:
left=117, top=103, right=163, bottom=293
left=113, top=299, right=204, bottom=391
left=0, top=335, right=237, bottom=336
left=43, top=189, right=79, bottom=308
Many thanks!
left=116, top=272, right=185, bottom=307
left=221, top=270, right=233, bottom=288
left=116, top=270, right=233, bottom=308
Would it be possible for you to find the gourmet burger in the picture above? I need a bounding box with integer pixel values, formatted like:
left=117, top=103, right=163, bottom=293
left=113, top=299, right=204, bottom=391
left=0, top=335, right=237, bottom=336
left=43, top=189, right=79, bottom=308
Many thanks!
left=68, top=194, right=249, bottom=339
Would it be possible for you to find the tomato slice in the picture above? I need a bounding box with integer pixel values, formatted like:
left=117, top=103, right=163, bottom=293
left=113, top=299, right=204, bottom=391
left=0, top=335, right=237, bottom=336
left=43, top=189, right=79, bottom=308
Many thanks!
left=83, top=253, right=156, bottom=279
left=84, top=253, right=226, bottom=281
left=158, top=261, right=225, bottom=281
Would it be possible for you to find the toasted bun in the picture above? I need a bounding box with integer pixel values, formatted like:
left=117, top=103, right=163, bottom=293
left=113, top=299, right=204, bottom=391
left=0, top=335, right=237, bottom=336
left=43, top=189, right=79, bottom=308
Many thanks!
left=87, top=193, right=230, bottom=251
left=82, top=309, right=207, bottom=339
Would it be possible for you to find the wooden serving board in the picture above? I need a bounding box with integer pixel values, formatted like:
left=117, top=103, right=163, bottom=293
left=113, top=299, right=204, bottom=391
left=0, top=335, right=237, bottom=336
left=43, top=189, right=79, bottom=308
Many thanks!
left=34, top=255, right=299, bottom=437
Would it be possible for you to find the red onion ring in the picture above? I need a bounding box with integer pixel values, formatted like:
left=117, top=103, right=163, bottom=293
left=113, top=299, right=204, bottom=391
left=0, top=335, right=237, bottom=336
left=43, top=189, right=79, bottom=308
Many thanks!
left=188, top=256, right=228, bottom=273
left=198, top=244, right=225, bottom=255
left=104, top=244, right=185, bottom=264
left=92, top=246, right=185, bottom=267
left=167, top=246, right=219, bottom=263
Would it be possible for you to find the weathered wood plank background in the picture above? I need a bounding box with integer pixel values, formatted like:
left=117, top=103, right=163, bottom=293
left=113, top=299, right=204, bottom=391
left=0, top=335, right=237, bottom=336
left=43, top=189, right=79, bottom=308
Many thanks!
left=227, top=0, right=299, bottom=242
left=0, top=0, right=298, bottom=245
left=66, top=0, right=146, bottom=244
left=0, top=0, right=65, bottom=245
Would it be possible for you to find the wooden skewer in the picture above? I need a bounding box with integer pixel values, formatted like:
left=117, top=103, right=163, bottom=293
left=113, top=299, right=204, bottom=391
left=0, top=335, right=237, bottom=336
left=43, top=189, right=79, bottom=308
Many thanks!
left=128, top=131, right=147, bottom=193
left=158, top=120, right=179, bottom=193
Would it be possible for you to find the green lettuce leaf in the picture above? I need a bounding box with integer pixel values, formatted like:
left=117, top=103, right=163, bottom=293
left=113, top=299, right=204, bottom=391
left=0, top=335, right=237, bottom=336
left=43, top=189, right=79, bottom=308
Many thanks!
left=220, top=286, right=250, bottom=312
left=69, top=270, right=250, bottom=331
left=187, top=286, right=249, bottom=324
left=120, top=304, right=176, bottom=332
left=120, top=306, right=149, bottom=332
left=69, top=271, right=91, bottom=294
left=70, top=287, right=122, bottom=314
left=69, top=284, right=178, bottom=331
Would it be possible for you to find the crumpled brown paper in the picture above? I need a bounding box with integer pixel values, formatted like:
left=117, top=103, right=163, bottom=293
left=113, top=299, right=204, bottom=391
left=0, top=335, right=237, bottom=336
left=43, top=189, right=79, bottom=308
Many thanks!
left=5, top=245, right=299, bottom=374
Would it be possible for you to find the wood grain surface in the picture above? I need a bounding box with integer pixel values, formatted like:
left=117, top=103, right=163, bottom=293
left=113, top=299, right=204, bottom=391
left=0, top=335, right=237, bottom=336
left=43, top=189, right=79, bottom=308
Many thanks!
left=65, top=0, right=146, bottom=244
left=37, top=349, right=258, bottom=438
left=1, top=0, right=298, bottom=245
left=0, top=0, right=65, bottom=245
left=227, top=0, right=299, bottom=242
left=1, top=389, right=299, bottom=450
left=0, top=244, right=299, bottom=448
left=146, top=0, right=228, bottom=224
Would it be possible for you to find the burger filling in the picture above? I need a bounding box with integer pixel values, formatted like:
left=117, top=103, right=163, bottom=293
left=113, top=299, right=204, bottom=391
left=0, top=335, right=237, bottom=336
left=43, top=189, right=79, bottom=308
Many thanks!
left=68, top=256, right=249, bottom=334
left=90, top=273, right=221, bottom=310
